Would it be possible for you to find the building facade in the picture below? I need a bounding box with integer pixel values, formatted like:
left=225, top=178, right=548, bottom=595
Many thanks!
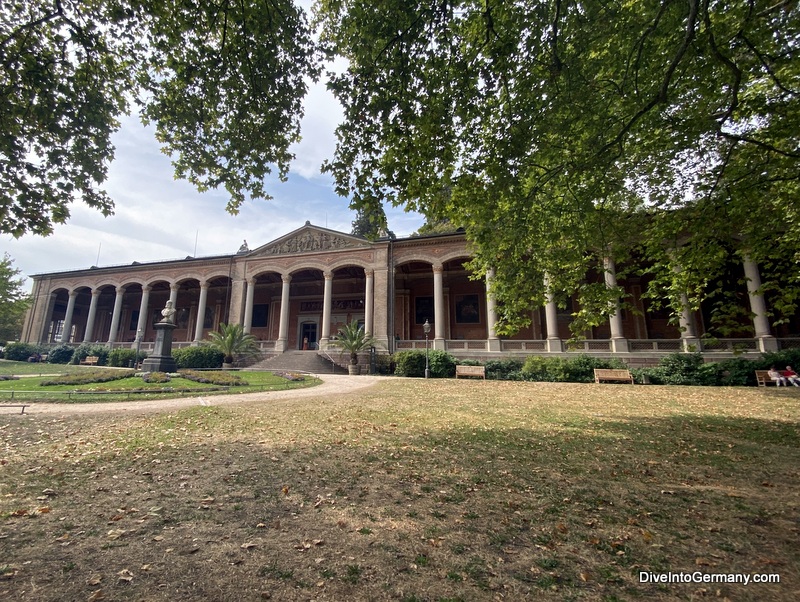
left=21, top=222, right=800, bottom=363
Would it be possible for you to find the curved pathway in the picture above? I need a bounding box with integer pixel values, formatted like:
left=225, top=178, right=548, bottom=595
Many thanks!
left=11, top=374, right=388, bottom=417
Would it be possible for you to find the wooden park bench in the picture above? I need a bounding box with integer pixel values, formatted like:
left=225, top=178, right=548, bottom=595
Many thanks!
left=0, top=404, right=30, bottom=414
left=755, top=370, right=785, bottom=387
left=594, top=368, right=634, bottom=384
left=80, top=355, right=99, bottom=366
left=455, top=365, right=486, bottom=380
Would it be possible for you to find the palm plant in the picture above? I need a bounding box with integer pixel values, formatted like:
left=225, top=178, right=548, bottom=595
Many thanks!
left=329, top=321, right=379, bottom=373
left=206, top=323, right=260, bottom=366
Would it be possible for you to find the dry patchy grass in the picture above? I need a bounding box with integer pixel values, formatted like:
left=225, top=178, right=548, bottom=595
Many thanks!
left=1, top=380, right=798, bottom=601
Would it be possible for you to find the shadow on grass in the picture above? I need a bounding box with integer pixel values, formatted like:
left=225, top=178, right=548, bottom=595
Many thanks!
left=0, top=411, right=797, bottom=602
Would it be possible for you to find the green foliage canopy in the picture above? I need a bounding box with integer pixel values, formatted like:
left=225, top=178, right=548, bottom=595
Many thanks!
left=316, top=0, right=800, bottom=335
left=1, top=0, right=318, bottom=237
left=0, top=254, right=31, bottom=341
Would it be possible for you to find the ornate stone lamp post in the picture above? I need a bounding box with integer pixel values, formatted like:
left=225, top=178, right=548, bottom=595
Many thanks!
left=423, top=319, right=431, bottom=379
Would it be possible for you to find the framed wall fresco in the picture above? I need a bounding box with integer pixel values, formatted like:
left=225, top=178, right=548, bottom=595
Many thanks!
left=415, top=296, right=434, bottom=325
left=455, top=294, right=480, bottom=324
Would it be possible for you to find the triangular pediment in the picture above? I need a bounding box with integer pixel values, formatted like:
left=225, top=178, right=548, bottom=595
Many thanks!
left=247, top=222, right=371, bottom=257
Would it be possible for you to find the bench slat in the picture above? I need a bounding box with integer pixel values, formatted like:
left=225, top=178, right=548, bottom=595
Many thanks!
left=594, top=369, right=634, bottom=384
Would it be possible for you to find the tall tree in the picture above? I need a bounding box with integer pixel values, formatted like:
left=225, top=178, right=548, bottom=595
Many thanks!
left=316, top=0, right=800, bottom=335
left=1, top=0, right=318, bottom=237
left=0, top=254, right=31, bottom=342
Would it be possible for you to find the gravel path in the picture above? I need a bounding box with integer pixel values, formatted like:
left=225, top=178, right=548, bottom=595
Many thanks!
left=5, top=374, right=389, bottom=417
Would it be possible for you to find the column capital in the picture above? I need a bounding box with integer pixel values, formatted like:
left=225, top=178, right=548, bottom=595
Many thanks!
left=365, top=268, right=374, bottom=278
left=115, top=285, right=126, bottom=294
left=67, top=289, right=78, bottom=298
left=199, top=281, right=209, bottom=290
left=432, top=264, right=443, bottom=274
left=142, top=285, right=151, bottom=293
left=323, top=271, right=333, bottom=280
left=91, top=289, right=101, bottom=297
left=170, top=283, right=180, bottom=291
left=282, top=274, right=292, bottom=284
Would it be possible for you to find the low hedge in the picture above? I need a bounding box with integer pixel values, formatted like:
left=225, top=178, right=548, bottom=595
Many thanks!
left=179, top=370, right=248, bottom=386
left=394, top=350, right=457, bottom=378
left=40, top=370, right=136, bottom=386
left=173, top=346, right=224, bottom=369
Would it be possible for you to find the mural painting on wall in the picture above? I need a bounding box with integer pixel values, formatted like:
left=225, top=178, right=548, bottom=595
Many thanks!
left=455, top=294, right=480, bottom=324
left=415, top=297, right=434, bottom=325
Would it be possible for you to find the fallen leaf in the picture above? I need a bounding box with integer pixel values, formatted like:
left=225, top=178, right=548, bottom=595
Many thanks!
left=116, top=569, right=134, bottom=583
left=241, top=542, right=258, bottom=549
left=107, top=529, right=127, bottom=540
left=86, top=576, right=102, bottom=586
left=87, top=590, right=105, bottom=601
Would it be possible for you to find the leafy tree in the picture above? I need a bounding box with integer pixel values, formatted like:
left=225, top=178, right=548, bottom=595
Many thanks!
left=1, top=0, right=318, bottom=237
left=0, top=254, right=31, bottom=342
left=351, top=204, right=387, bottom=238
left=316, top=0, right=800, bottom=335
left=206, top=323, right=260, bottom=365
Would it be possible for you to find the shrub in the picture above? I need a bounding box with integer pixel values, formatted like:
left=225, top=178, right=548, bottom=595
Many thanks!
left=373, top=354, right=395, bottom=375
left=173, top=346, right=224, bottom=369
left=108, top=348, right=143, bottom=367
left=483, top=358, right=524, bottom=380
left=70, top=343, right=109, bottom=366
left=393, top=350, right=457, bottom=378
left=636, top=353, right=720, bottom=386
left=518, top=354, right=627, bottom=383
left=46, top=344, right=75, bottom=364
left=3, top=342, right=39, bottom=361
left=428, top=350, right=457, bottom=378
left=394, top=351, right=427, bottom=377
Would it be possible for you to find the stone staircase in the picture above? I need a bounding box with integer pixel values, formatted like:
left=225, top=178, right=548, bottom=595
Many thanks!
left=246, top=351, right=347, bottom=375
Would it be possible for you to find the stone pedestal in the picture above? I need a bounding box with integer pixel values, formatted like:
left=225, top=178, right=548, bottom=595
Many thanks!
left=140, top=321, right=177, bottom=373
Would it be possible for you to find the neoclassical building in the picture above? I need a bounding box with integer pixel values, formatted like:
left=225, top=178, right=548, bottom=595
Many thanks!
left=21, top=222, right=799, bottom=363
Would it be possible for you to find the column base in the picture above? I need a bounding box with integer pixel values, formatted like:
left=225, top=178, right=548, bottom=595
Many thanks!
left=318, top=337, right=330, bottom=351
left=546, top=338, right=564, bottom=353
left=610, top=338, right=629, bottom=353
left=487, top=338, right=501, bottom=352
left=433, top=338, right=446, bottom=351
left=680, top=337, right=701, bottom=352
left=275, top=339, right=288, bottom=353
left=758, top=336, right=779, bottom=352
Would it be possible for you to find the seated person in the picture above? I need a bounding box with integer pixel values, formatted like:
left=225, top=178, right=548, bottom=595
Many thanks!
left=768, top=366, right=788, bottom=386
left=783, top=366, right=800, bottom=387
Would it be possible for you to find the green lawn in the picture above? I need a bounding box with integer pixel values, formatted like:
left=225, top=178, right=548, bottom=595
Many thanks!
left=0, top=365, right=320, bottom=402
left=0, top=360, right=99, bottom=376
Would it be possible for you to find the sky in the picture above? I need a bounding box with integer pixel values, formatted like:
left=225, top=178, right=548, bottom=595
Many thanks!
left=2, top=5, right=425, bottom=292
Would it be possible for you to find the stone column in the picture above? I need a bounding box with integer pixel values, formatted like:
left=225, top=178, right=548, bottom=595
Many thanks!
left=365, top=269, right=374, bottom=336
left=227, top=279, right=246, bottom=326
left=372, top=267, right=390, bottom=348
left=83, top=290, right=101, bottom=342
left=486, top=269, right=501, bottom=352
left=433, top=264, right=445, bottom=350
left=135, top=286, right=151, bottom=342
left=193, top=282, right=209, bottom=343
left=603, top=256, right=629, bottom=353
left=107, top=286, right=125, bottom=344
left=243, top=278, right=255, bottom=333
left=743, top=255, right=778, bottom=352
left=276, top=274, right=292, bottom=352
left=677, top=293, right=701, bottom=352
left=319, top=271, right=333, bottom=349
left=169, top=284, right=179, bottom=306
left=543, top=274, right=564, bottom=352
left=61, top=291, right=77, bottom=343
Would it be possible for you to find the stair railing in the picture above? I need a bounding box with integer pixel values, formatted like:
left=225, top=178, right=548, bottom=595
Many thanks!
left=319, top=347, right=339, bottom=373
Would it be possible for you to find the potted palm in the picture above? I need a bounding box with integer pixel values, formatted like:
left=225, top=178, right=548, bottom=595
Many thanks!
left=206, top=323, right=260, bottom=369
left=329, top=321, right=379, bottom=375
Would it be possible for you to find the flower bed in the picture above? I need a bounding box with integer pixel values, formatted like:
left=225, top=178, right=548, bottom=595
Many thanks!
left=179, top=370, right=249, bottom=386
left=40, top=370, right=136, bottom=386
left=141, top=371, right=171, bottom=384
left=273, top=371, right=306, bottom=382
